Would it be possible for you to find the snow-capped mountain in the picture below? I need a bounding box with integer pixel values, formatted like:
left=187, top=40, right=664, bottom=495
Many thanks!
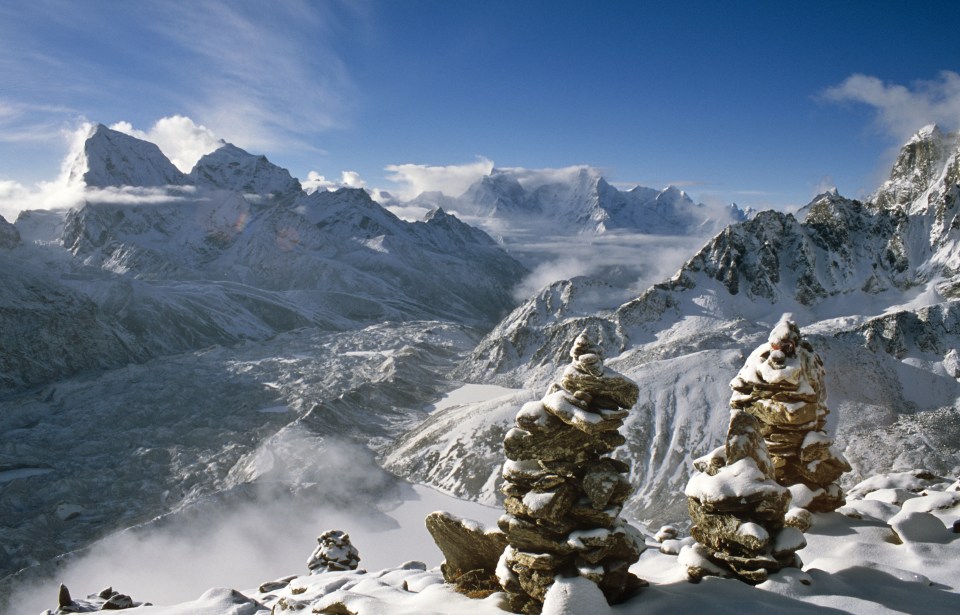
left=0, top=125, right=526, bottom=393
left=188, top=143, right=302, bottom=198
left=408, top=166, right=746, bottom=236
left=385, top=126, right=960, bottom=527
left=67, top=124, right=189, bottom=188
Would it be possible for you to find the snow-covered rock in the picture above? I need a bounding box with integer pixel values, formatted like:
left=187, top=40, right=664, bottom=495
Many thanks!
left=188, top=143, right=302, bottom=198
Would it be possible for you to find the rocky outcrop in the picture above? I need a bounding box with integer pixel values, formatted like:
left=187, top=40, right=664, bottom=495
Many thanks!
left=682, top=409, right=805, bottom=583
left=497, top=330, right=645, bottom=614
left=425, top=511, right=508, bottom=595
left=41, top=584, right=146, bottom=613
left=307, top=530, right=360, bottom=573
left=0, top=214, right=20, bottom=249
left=730, top=314, right=850, bottom=511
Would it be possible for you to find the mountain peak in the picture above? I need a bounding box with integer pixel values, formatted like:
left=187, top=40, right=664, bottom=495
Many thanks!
left=874, top=123, right=956, bottom=211
left=69, top=124, right=188, bottom=188
left=188, top=143, right=302, bottom=197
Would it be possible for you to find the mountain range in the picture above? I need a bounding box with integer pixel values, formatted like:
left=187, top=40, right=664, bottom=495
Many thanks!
left=401, top=166, right=747, bottom=238
left=2, top=122, right=959, bottom=613
left=0, top=124, right=526, bottom=393
left=385, top=124, right=960, bottom=527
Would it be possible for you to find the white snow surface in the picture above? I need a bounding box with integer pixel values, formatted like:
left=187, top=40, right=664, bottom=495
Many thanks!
left=19, top=470, right=960, bottom=614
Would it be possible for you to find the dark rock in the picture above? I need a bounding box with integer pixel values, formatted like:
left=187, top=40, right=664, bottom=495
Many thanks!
left=425, top=511, right=508, bottom=584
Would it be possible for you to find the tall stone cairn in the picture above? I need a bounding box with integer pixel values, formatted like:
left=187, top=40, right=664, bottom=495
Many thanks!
left=682, top=409, right=806, bottom=583
left=729, top=314, right=851, bottom=512
left=497, top=329, right=646, bottom=614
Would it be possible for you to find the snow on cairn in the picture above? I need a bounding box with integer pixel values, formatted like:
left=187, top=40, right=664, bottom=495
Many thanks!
left=682, top=409, right=804, bottom=583
left=498, top=328, right=646, bottom=613
left=729, top=313, right=850, bottom=513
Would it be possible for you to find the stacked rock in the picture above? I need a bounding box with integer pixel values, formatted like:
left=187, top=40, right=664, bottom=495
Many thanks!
left=729, top=314, right=851, bottom=512
left=682, top=409, right=806, bottom=583
left=497, top=330, right=645, bottom=614
left=307, top=530, right=361, bottom=573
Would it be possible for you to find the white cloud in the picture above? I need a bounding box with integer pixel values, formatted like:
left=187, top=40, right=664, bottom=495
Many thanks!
left=110, top=116, right=222, bottom=173
left=822, top=71, right=960, bottom=141
left=497, top=164, right=601, bottom=190
left=384, top=157, right=494, bottom=200
left=302, top=170, right=367, bottom=194
left=150, top=2, right=357, bottom=155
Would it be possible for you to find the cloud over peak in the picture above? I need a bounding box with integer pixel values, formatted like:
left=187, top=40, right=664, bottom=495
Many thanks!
left=822, top=71, right=960, bottom=141
left=110, top=116, right=222, bottom=173
left=384, top=157, right=495, bottom=201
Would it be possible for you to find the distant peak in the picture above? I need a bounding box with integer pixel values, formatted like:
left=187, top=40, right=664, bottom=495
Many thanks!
left=915, top=123, right=941, bottom=139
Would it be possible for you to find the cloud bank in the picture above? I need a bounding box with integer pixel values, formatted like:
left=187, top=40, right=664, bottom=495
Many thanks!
left=385, top=157, right=494, bottom=201
left=822, top=71, right=960, bottom=141
left=111, top=116, right=222, bottom=173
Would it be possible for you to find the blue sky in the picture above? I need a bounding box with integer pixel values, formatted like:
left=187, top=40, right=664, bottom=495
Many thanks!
left=1, top=0, right=959, bottom=216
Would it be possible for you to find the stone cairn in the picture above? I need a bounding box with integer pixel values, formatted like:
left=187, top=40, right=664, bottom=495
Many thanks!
left=682, top=409, right=806, bottom=583
left=729, top=314, right=850, bottom=513
left=497, top=329, right=646, bottom=614
left=307, top=530, right=361, bottom=574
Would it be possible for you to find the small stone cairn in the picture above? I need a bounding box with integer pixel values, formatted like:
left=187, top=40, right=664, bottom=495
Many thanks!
left=307, top=530, right=361, bottom=573
left=729, top=314, right=850, bottom=512
left=682, top=409, right=806, bottom=583
left=497, top=330, right=646, bottom=614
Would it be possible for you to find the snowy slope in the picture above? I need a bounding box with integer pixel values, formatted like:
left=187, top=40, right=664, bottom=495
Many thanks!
left=16, top=470, right=960, bottom=615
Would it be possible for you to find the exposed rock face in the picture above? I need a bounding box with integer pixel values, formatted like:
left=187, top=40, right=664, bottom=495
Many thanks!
left=682, top=409, right=805, bottom=583
left=497, top=330, right=645, bottom=614
left=425, top=511, right=508, bottom=595
left=730, top=314, right=851, bottom=512
left=307, top=530, right=360, bottom=573
left=0, top=215, right=20, bottom=249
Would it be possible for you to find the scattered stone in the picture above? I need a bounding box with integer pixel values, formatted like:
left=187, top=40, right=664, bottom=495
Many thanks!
left=314, top=602, right=358, bottom=615
left=307, top=530, right=360, bottom=573
left=58, top=584, right=72, bottom=609
left=425, top=511, right=509, bottom=595
left=684, top=410, right=805, bottom=583
left=498, top=329, right=646, bottom=613
left=655, top=525, right=678, bottom=543
left=729, top=314, right=850, bottom=512
left=44, top=584, right=145, bottom=613
left=259, top=575, right=297, bottom=593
